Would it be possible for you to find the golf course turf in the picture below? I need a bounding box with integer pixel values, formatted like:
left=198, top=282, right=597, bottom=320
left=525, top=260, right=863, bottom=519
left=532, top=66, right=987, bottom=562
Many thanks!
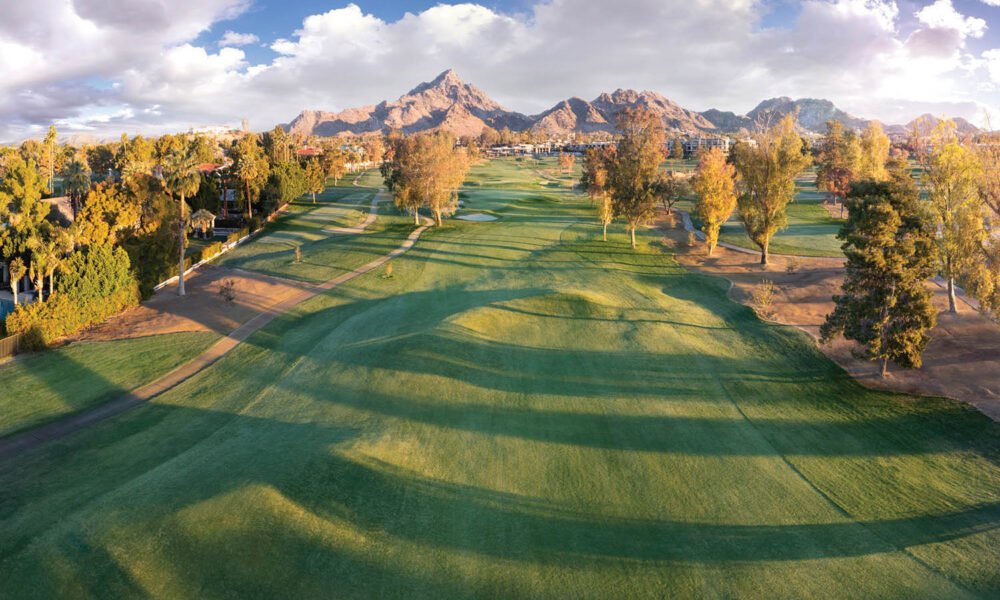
left=0, top=158, right=997, bottom=598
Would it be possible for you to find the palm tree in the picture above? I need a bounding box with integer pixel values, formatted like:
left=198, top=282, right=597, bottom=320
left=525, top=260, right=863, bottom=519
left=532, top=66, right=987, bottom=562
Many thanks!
left=63, top=159, right=91, bottom=216
left=8, top=257, right=26, bottom=305
left=160, top=140, right=202, bottom=296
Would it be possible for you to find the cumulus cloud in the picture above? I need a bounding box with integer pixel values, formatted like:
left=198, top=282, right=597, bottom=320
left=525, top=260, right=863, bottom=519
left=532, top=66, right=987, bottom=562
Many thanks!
left=916, top=0, right=987, bottom=38
left=1, top=0, right=998, bottom=141
left=218, top=30, right=260, bottom=47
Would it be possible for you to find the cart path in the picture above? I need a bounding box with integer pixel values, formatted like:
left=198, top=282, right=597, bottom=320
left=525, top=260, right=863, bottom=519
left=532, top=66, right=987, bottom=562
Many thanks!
left=0, top=212, right=433, bottom=465
left=324, top=190, right=387, bottom=235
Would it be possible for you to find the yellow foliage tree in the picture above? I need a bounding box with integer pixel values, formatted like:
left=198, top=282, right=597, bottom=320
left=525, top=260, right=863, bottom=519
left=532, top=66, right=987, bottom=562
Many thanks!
left=692, top=147, right=738, bottom=256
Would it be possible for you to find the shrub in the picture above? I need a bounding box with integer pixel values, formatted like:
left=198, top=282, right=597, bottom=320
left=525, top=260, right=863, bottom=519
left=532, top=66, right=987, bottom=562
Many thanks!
left=219, top=279, right=237, bottom=303
left=8, top=246, right=140, bottom=349
left=785, top=258, right=800, bottom=274
left=750, top=279, right=777, bottom=320
left=686, top=231, right=698, bottom=248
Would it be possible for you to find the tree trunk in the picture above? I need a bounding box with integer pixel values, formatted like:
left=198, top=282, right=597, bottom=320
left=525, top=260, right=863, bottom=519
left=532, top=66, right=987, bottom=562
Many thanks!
left=760, top=241, right=769, bottom=266
left=49, top=273, right=54, bottom=296
left=178, top=193, right=187, bottom=297
left=12, top=277, right=17, bottom=306
left=630, top=226, right=636, bottom=249
left=245, top=182, right=253, bottom=220
left=603, top=221, right=607, bottom=242
left=708, top=240, right=716, bottom=256
left=312, top=192, right=316, bottom=205
left=35, top=275, right=44, bottom=302
left=881, top=358, right=889, bottom=378
left=947, top=275, right=958, bottom=314
left=436, top=210, right=442, bottom=227
left=414, top=209, right=420, bottom=226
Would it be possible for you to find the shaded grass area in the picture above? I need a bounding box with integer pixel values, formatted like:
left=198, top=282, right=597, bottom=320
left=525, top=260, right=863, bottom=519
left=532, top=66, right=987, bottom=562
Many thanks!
left=0, top=332, right=218, bottom=438
left=0, top=159, right=997, bottom=598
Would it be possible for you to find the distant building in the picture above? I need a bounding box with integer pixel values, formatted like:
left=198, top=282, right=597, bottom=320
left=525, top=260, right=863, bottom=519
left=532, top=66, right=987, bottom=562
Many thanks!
left=679, top=137, right=732, bottom=156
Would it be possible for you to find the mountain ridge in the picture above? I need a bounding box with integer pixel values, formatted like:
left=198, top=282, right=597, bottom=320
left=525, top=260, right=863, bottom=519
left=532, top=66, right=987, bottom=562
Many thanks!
left=285, top=70, right=981, bottom=139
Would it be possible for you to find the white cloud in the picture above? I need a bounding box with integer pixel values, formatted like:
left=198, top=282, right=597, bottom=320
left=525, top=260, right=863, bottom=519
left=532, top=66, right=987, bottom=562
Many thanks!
left=218, top=30, right=260, bottom=47
left=2, top=0, right=999, bottom=141
left=916, top=0, right=987, bottom=39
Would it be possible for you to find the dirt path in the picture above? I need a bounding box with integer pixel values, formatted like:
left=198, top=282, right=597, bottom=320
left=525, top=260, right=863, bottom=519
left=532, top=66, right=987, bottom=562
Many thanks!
left=664, top=213, right=1000, bottom=421
left=0, top=214, right=434, bottom=464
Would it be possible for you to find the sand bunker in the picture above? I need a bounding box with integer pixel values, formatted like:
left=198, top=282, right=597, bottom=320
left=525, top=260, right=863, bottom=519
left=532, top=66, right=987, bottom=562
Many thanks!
left=457, top=213, right=498, bottom=222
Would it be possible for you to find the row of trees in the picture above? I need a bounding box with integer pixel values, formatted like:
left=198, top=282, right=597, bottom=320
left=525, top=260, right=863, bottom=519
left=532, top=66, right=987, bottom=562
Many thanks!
left=681, top=116, right=1000, bottom=377
left=0, top=123, right=371, bottom=343
left=579, top=108, right=693, bottom=248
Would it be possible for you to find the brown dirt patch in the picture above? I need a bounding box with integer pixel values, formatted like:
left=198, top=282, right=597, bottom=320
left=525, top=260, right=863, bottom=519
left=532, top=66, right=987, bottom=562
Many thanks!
left=820, top=199, right=847, bottom=220
left=663, top=215, right=1000, bottom=421
left=74, top=265, right=312, bottom=342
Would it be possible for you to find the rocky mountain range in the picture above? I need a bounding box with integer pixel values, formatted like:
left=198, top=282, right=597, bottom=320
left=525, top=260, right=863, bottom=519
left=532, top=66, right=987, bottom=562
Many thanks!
left=285, top=69, right=980, bottom=139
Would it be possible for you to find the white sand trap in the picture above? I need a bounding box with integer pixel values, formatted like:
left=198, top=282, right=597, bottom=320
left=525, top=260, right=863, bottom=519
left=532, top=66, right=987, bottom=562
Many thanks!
left=457, top=213, right=498, bottom=222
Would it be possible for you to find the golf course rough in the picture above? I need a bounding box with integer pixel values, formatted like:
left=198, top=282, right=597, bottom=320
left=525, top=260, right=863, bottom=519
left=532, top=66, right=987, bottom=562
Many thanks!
left=0, top=157, right=997, bottom=599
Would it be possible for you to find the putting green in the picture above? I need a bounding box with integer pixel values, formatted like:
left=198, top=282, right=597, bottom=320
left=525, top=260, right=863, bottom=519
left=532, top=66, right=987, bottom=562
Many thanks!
left=0, top=158, right=997, bottom=598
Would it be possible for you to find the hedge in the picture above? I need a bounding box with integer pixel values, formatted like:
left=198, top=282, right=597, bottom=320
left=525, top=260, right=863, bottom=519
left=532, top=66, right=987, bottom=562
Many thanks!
left=6, top=246, right=140, bottom=350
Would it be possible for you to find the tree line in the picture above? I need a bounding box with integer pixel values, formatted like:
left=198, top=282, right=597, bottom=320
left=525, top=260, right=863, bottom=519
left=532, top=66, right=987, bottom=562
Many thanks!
left=0, top=124, right=385, bottom=345
left=581, top=108, right=1000, bottom=377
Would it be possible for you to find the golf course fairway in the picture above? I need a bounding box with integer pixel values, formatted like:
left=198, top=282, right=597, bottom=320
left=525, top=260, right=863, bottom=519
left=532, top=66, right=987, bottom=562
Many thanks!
left=0, top=158, right=998, bottom=599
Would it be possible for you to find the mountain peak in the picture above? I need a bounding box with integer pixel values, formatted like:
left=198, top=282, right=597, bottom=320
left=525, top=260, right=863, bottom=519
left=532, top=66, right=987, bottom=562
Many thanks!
left=409, top=69, right=465, bottom=95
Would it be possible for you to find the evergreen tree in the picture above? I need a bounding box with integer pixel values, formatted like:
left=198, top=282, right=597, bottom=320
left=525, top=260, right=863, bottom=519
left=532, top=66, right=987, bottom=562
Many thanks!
left=821, top=161, right=938, bottom=377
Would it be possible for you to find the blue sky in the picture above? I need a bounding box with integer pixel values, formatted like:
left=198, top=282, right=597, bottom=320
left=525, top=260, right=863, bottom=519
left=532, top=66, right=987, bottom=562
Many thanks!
left=3, top=0, right=1000, bottom=140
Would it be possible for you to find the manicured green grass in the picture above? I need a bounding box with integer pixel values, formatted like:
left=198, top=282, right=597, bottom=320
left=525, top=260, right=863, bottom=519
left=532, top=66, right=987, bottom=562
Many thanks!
left=218, top=174, right=414, bottom=284
left=0, top=159, right=997, bottom=598
left=0, top=332, right=218, bottom=438
left=682, top=168, right=845, bottom=257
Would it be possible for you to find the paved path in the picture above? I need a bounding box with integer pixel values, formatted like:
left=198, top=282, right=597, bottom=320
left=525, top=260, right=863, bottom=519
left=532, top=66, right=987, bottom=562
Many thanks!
left=324, top=190, right=387, bottom=235
left=0, top=212, right=433, bottom=464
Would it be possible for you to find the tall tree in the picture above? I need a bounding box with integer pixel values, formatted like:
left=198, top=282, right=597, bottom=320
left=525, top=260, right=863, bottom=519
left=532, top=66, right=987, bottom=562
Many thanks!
left=815, top=120, right=860, bottom=217
left=672, top=138, right=685, bottom=160
left=264, top=125, right=290, bottom=165
left=383, top=131, right=469, bottom=226
left=118, top=135, right=155, bottom=185
left=732, top=114, right=811, bottom=265
left=41, top=125, right=58, bottom=195
left=0, top=155, right=50, bottom=263
left=232, top=133, right=269, bottom=220
left=924, top=121, right=985, bottom=313
left=75, top=182, right=142, bottom=247
left=361, top=136, right=385, bottom=165
left=304, top=159, right=326, bottom=204
left=858, top=121, right=891, bottom=182
left=655, top=172, right=690, bottom=215
left=8, top=257, right=26, bottom=305
left=607, top=107, right=666, bottom=249
left=62, top=157, right=91, bottom=216
left=821, top=163, right=938, bottom=377
left=580, top=146, right=616, bottom=240
left=319, top=142, right=348, bottom=184
left=558, top=151, right=575, bottom=173
left=692, top=147, right=738, bottom=256
left=160, top=138, right=202, bottom=296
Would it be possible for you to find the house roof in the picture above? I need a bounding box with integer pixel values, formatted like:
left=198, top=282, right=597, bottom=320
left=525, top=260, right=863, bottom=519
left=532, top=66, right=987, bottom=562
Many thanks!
left=197, top=163, right=224, bottom=173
